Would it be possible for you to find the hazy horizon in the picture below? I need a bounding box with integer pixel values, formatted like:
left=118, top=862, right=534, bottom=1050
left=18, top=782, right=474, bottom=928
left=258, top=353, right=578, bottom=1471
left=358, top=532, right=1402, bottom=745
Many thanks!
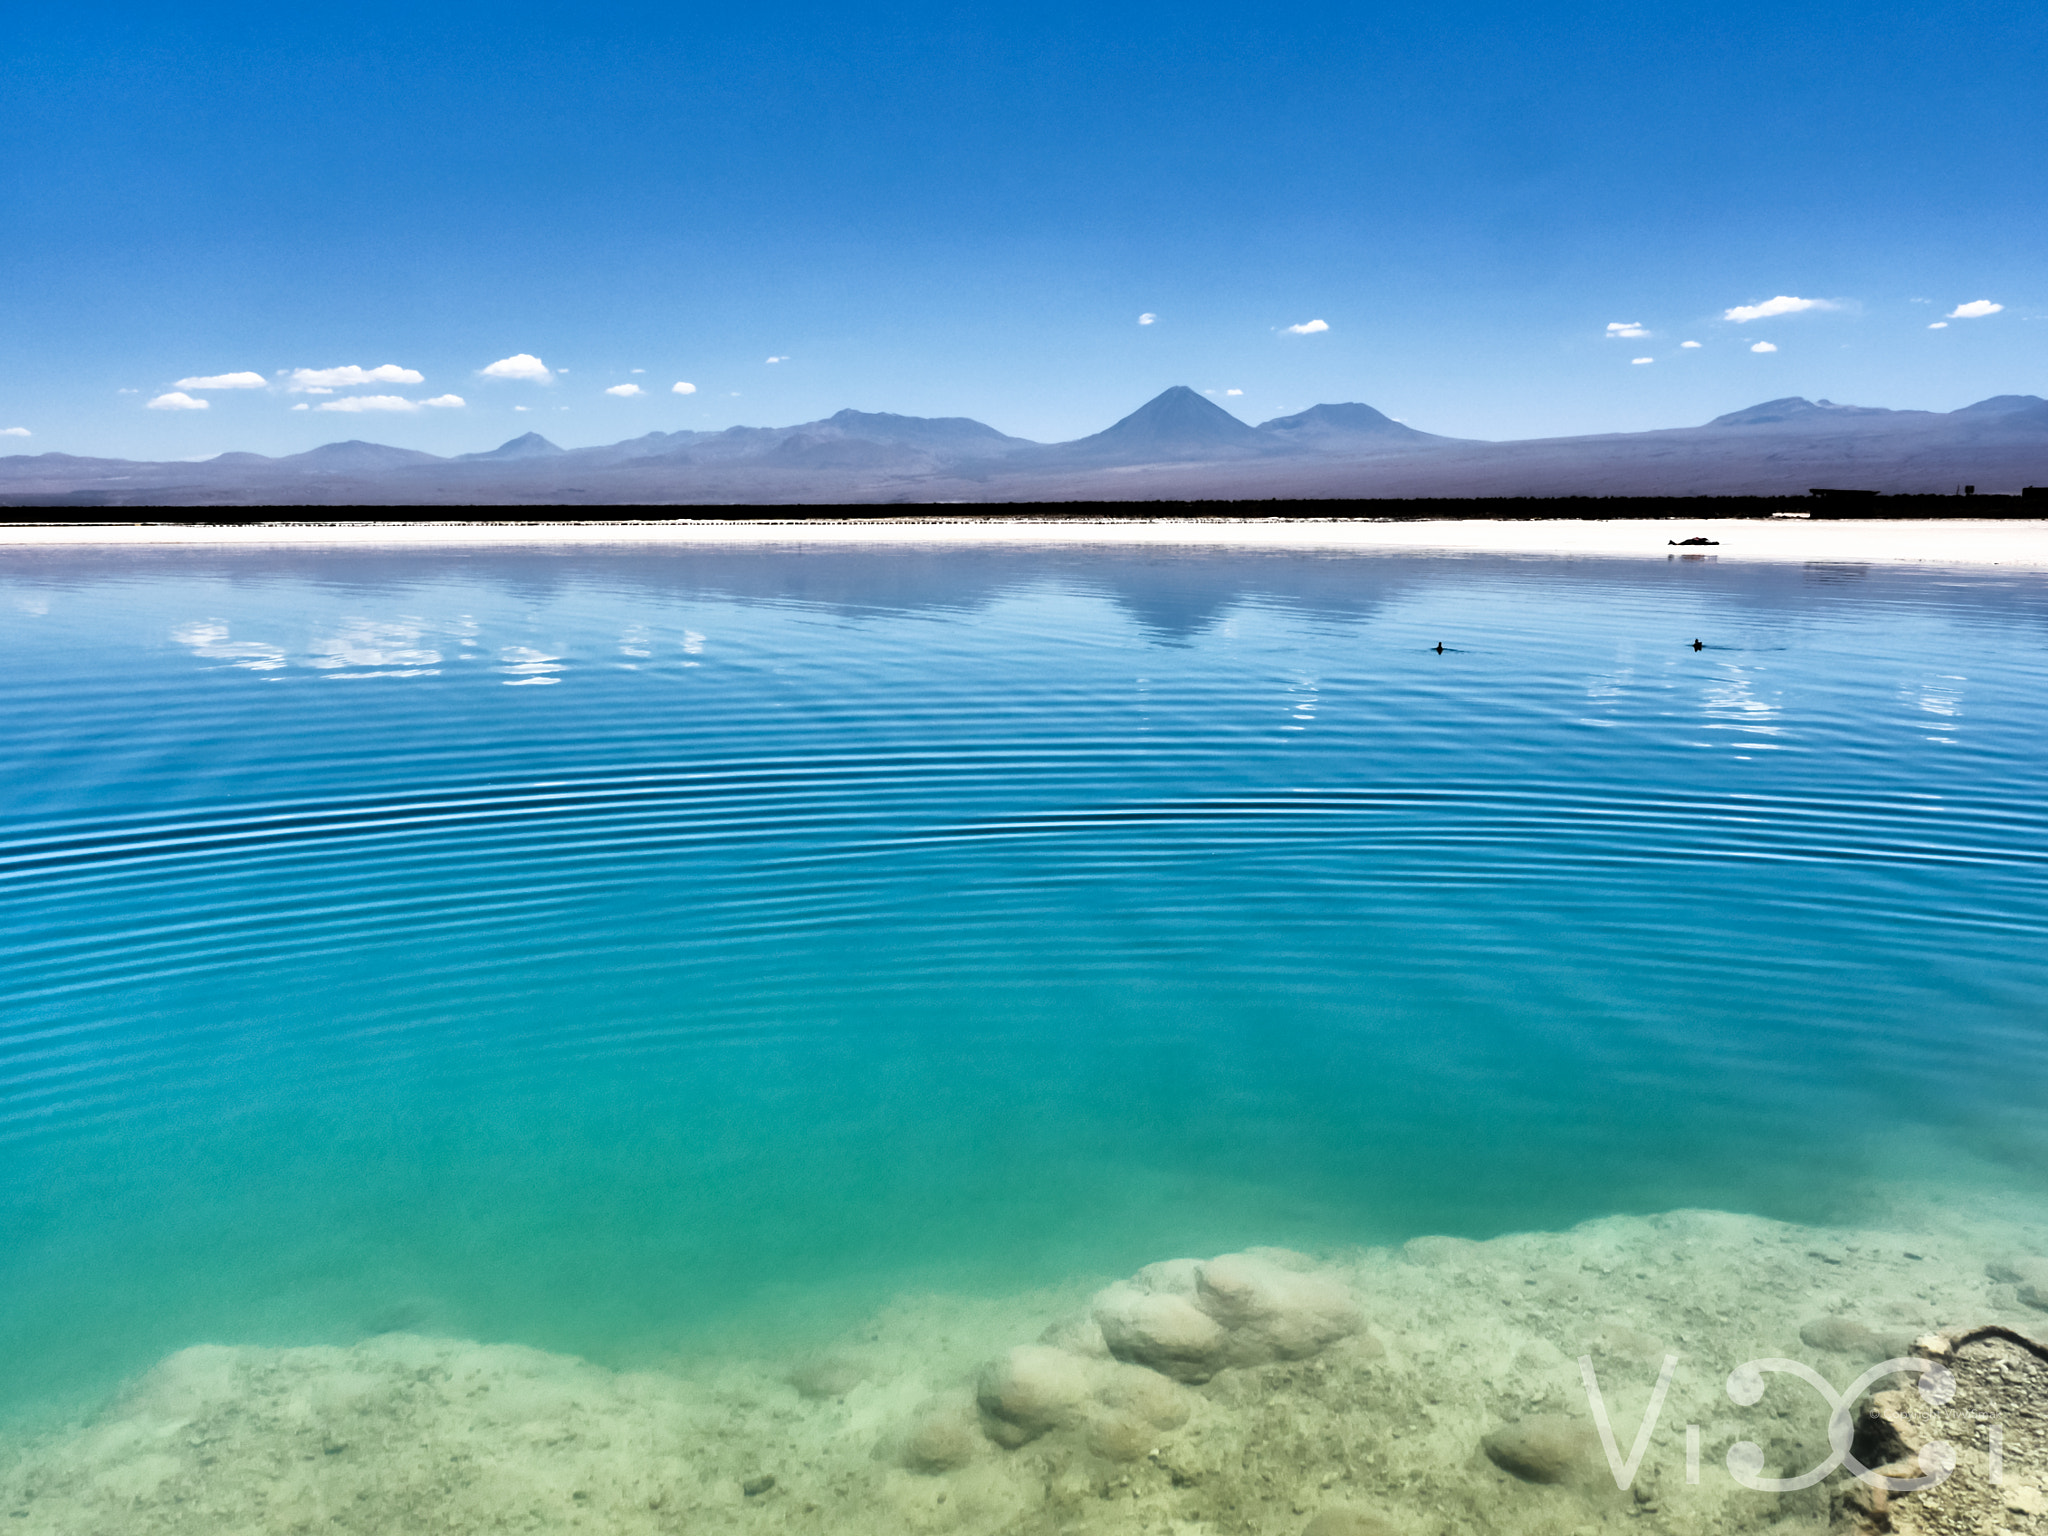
left=13, top=383, right=2048, bottom=470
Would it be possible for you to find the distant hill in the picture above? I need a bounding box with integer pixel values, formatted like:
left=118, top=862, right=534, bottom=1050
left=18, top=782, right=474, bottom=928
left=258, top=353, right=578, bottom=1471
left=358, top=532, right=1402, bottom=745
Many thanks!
left=1704, top=397, right=1932, bottom=429
left=3, top=388, right=2043, bottom=505
left=1256, top=401, right=1453, bottom=447
left=280, top=440, right=444, bottom=469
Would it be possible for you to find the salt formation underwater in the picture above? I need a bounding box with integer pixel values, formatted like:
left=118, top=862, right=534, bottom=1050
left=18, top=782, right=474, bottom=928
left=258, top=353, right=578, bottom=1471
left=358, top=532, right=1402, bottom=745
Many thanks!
left=5, top=1203, right=2046, bottom=1534
left=5, top=545, right=2048, bottom=1536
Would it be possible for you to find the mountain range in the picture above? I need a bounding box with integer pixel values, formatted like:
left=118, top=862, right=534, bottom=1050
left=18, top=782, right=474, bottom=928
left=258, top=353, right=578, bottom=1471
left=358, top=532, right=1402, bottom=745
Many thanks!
left=4, top=385, right=2044, bottom=507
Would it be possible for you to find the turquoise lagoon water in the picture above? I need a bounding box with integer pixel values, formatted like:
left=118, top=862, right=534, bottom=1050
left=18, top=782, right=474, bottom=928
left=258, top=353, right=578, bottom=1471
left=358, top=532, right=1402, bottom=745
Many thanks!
left=3, top=543, right=2047, bottom=1426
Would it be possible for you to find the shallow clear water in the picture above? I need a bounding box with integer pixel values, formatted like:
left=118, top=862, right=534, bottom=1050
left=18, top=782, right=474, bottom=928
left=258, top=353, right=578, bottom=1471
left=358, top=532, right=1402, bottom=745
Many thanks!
left=4, top=543, right=2047, bottom=1427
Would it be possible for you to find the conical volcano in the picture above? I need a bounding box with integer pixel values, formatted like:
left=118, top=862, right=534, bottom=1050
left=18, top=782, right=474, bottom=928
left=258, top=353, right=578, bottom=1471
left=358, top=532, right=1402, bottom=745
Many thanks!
left=459, top=431, right=567, bottom=462
left=1051, top=385, right=1262, bottom=462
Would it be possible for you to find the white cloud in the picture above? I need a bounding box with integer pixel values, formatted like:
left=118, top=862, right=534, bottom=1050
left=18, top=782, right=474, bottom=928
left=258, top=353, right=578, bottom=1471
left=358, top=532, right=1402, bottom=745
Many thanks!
left=1723, top=295, right=1835, bottom=323
left=314, top=395, right=424, bottom=413
left=1929, top=321, right=1949, bottom=330
left=288, top=364, right=424, bottom=392
left=422, top=394, right=465, bottom=408
left=1680, top=340, right=1702, bottom=348
left=1284, top=319, right=1330, bottom=335
left=1, top=426, right=29, bottom=437
left=1631, top=357, right=1654, bottom=365
left=1750, top=341, right=1778, bottom=353
left=605, top=383, right=644, bottom=397
left=1138, top=313, right=1157, bottom=325
left=672, top=381, right=698, bottom=395
left=514, top=405, right=530, bottom=412
left=1606, top=322, right=1649, bottom=338
left=480, top=353, right=552, bottom=382
left=630, top=368, right=645, bottom=373
left=1946, top=299, right=2003, bottom=319
left=291, top=403, right=309, bottom=411
left=765, top=355, right=789, bottom=364
left=175, top=371, right=267, bottom=390
left=147, top=391, right=209, bottom=410
left=1226, top=388, right=1243, bottom=395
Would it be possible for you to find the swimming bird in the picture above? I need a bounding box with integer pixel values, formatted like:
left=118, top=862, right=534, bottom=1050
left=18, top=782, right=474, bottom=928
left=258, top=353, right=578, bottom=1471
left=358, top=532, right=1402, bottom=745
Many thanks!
left=1692, top=639, right=1704, bottom=651
left=1433, top=642, right=1444, bottom=654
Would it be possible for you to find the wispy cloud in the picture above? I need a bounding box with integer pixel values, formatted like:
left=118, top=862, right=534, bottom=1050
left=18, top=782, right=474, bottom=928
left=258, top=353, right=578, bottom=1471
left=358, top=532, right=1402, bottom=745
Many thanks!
left=1138, top=313, right=1157, bottom=325
left=1, top=427, right=28, bottom=437
left=1929, top=321, right=1949, bottom=330
left=480, top=354, right=552, bottom=382
left=288, top=364, right=424, bottom=391
left=422, top=395, right=465, bottom=408
left=630, top=368, right=645, bottom=374
left=1724, top=296, right=1835, bottom=323
left=672, top=381, right=697, bottom=395
left=1750, top=341, right=1778, bottom=353
left=175, top=371, right=267, bottom=390
left=1946, top=299, right=2003, bottom=319
left=314, top=394, right=431, bottom=413
left=1226, top=388, right=1243, bottom=395
left=1680, top=340, right=1702, bottom=348
left=765, top=355, right=789, bottom=364
left=1606, top=322, right=1649, bottom=338
left=147, top=391, right=209, bottom=410
left=1284, top=319, right=1330, bottom=335
left=605, top=383, right=644, bottom=397
left=1631, top=357, right=1654, bottom=365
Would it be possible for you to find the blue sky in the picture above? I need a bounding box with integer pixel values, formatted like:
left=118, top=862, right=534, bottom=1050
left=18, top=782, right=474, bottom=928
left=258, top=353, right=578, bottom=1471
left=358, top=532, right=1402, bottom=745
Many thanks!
left=4, top=0, right=2043, bottom=458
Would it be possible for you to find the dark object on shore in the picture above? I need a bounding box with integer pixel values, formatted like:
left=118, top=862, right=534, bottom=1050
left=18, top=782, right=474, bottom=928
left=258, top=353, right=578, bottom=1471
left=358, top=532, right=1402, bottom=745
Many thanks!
left=1838, top=1326, right=2047, bottom=1535
left=1692, top=639, right=1704, bottom=651
left=1669, top=536, right=1719, bottom=546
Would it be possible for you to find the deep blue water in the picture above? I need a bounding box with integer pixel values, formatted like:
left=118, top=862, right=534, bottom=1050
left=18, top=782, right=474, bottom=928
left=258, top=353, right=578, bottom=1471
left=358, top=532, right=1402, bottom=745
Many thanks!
left=3, top=543, right=2046, bottom=1421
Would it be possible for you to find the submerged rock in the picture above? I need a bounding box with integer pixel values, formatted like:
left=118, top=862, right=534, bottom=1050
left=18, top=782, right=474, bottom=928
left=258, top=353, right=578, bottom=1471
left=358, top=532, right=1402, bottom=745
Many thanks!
left=787, top=1354, right=867, bottom=1399
left=1997, top=1258, right=2048, bottom=1311
left=1037, top=1310, right=1113, bottom=1358
left=975, top=1344, right=1091, bottom=1446
left=1481, top=1414, right=1602, bottom=1485
left=1083, top=1410, right=1154, bottom=1462
left=1091, top=1251, right=1360, bottom=1383
left=1095, top=1361, right=1193, bottom=1428
left=1301, top=1509, right=1397, bottom=1536
left=1801, top=1316, right=1885, bottom=1355
left=1093, top=1286, right=1227, bottom=1384
left=899, top=1406, right=982, bottom=1474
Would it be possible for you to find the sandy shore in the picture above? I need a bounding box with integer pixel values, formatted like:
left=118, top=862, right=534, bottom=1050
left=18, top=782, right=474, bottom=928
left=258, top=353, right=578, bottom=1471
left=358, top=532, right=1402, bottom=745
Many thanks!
left=2, top=516, right=2047, bottom=569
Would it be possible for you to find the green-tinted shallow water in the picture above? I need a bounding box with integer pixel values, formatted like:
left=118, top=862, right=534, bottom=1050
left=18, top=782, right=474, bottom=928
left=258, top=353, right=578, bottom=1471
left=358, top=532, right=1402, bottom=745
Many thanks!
left=2, top=544, right=2046, bottom=1523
